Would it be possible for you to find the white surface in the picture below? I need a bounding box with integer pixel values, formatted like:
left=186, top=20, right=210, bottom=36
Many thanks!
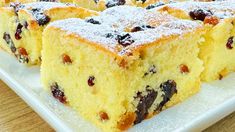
left=0, top=50, right=235, bottom=132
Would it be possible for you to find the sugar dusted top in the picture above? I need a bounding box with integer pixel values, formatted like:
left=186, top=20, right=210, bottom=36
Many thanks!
left=9, top=2, right=76, bottom=26
left=48, top=6, right=202, bottom=56
left=22, top=2, right=75, bottom=11
left=163, top=1, right=235, bottom=19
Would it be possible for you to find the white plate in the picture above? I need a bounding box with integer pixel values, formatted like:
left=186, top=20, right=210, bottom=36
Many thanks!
left=1, top=50, right=235, bottom=132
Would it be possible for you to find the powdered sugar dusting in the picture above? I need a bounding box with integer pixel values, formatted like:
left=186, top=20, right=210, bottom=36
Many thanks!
left=22, top=2, right=73, bottom=11
left=48, top=6, right=201, bottom=56
left=165, top=1, right=235, bottom=19
left=18, top=2, right=76, bottom=26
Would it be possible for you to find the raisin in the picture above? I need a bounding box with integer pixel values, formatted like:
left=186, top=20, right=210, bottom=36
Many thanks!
left=31, top=8, right=40, bottom=12
left=99, top=111, right=109, bottom=121
left=17, top=47, right=29, bottom=63
left=31, top=8, right=51, bottom=26
left=93, top=0, right=99, bottom=3
left=15, top=23, right=23, bottom=40
left=146, top=2, right=165, bottom=10
left=62, top=54, right=72, bottom=64
left=131, top=25, right=154, bottom=32
left=136, top=0, right=146, bottom=3
left=106, top=0, right=126, bottom=8
left=119, top=59, right=128, bottom=68
left=11, top=47, right=17, bottom=53
left=50, top=82, right=67, bottom=104
left=3, top=33, right=11, bottom=44
left=134, top=88, right=158, bottom=124
left=88, top=76, right=95, bottom=86
left=144, top=65, right=157, bottom=76
left=204, top=16, right=219, bottom=25
left=85, top=18, right=101, bottom=25
left=116, top=33, right=134, bottom=47
left=39, top=56, right=42, bottom=62
left=37, top=15, right=50, bottom=26
left=226, top=36, right=234, bottom=49
left=3, top=32, right=16, bottom=53
left=10, top=2, right=24, bottom=15
left=18, top=47, right=28, bottom=56
left=189, top=9, right=212, bottom=21
left=131, top=27, right=142, bottom=32
left=149, top=65, right=157, bottom=74
left=157, top=80, right=177, bottom=111
left=117, top=112, right=136, bottom=130
left=180, top=64, right=189, bottom=74
left=219, top=74, right=223, bottom=80
left=23, top=21, right=28, bottom=29
left=105, top=33, right=114, bottom=38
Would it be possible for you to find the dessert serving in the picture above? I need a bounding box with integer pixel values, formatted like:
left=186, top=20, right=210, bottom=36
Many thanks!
left=156, top=1, right=235, bottom=82
left=41, top=5, right=204, bottom=131
left=0, top=2, right=98, bottom=65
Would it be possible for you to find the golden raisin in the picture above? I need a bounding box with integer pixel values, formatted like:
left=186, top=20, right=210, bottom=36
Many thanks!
left=117, top=112, right=136, bottom=131
left=219, top=74, right=223, bottom=80
left=99, top=111, right=109, bottom=121
left=119, top=59, right=128, bottom=68
left=62, top=54, right=72, bottom=64
left=204, top=16, right=219, bottom=26
left=18, top=47, right=28, bottom=56
left=180, top=64, right=189, bottom=74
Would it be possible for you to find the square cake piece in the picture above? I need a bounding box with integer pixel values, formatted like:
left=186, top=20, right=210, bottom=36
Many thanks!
left=42, top=6, right=204, bottom=131
left=0, top=2, right=98, bottom=65
left=157, top=1, right=235, bottom=82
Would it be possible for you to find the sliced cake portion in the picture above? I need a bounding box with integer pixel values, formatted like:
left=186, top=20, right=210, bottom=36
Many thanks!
left=0, top=2, right=98, bottom=65
left=157, top=1, right=235, bottom=82
left=42, top=6, right=204, bottom=131
left=73, top=0, right=134, bottom=11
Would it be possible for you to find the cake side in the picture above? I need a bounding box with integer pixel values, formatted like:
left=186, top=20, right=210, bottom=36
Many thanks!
left=42, top=21, right=204, bottom=131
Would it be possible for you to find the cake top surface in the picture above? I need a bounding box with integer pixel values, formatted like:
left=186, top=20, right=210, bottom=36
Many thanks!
left=22, top=2, right=75, bottom=11
left=161, top=1, right=235, bottom=19
left=48, top=6, right=202, bottom=56
left=9, top=2, right=77, bottom=26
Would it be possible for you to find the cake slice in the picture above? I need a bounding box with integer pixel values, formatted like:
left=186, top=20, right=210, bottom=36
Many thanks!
left=73, top=0, right=134, bottom=11
left=42, top=6, right=204, bottom=131
left=157, top=1, right=235, bottom=82
left=0, top=2, right=98, bottom=65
